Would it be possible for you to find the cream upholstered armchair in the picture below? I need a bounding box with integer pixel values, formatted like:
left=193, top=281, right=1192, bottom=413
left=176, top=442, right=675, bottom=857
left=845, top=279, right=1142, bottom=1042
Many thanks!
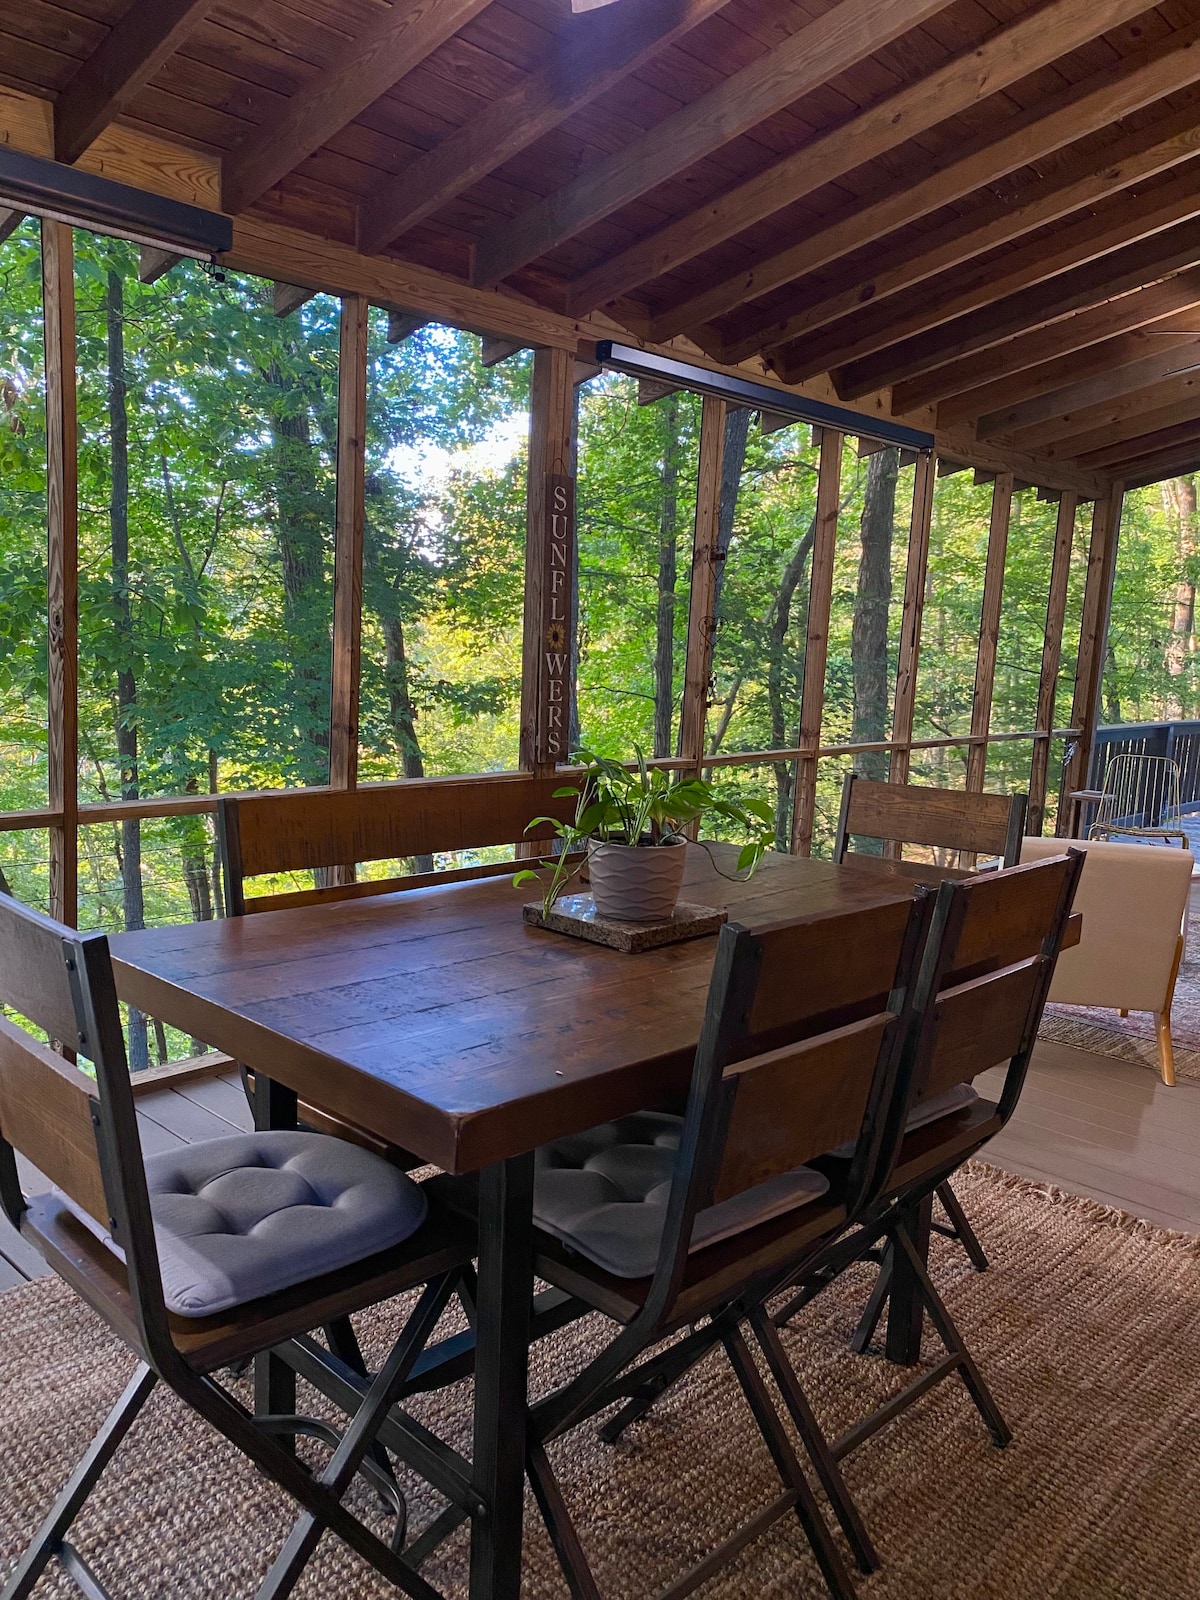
left=1020, top=836, right=1193, bottom=1085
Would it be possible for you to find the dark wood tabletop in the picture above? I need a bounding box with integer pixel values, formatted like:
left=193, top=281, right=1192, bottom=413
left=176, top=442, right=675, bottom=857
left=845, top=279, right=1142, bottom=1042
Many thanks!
left=109, top=844, right=953, bottom=1174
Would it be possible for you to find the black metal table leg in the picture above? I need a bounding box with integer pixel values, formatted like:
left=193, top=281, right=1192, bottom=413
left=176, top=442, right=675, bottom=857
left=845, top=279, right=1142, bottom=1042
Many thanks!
left=884, top=1194, right=932, bottom=1366
left=470, top=1154, right=534, bottom=1600
left=255, top=1073, right=300, bottom=1443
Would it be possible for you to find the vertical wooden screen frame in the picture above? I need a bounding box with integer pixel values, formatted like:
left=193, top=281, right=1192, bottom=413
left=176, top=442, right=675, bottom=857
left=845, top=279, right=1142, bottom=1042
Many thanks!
left=887, top=450, right=936, bottom=789
left=1027, top=491, right=1079, bottom=834
left=790, top=427, right=842, bottom=855
left=43, top=220, right=78, bottom=926
left=965, top=471, right=1015, bottom=793
left=520, top=345, right=575, bottom=774
left=1061, top=486, right=1124, bottom=829
left=678, top=394, right=727, bottom=772
left=330, top=293, right=368, bottom=793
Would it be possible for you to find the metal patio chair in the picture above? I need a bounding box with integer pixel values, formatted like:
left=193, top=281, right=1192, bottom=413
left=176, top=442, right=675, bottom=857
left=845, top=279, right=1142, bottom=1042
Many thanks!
left=1088, top=753, right=1188, bottom=847
left=433, top=891, right=938, bottom=1600
left=0, top=892, right=477, bottom=1600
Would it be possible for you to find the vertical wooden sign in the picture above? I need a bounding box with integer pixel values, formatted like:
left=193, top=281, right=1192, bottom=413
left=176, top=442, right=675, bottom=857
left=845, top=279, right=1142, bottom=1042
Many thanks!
left=538, top=473, right=576, bottom=765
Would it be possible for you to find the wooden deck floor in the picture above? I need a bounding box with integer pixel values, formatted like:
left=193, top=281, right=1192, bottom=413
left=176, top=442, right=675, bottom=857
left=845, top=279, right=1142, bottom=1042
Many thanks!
left=3, top=1041, right=1198, bottom=1287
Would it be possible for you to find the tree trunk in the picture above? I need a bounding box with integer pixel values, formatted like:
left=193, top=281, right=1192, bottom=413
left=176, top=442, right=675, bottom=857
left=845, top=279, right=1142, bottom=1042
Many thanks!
left=852, top=448, right=899, bottom=800
left=384, top=614, right=434, bottom=872
left=107, top=269, right=150, bottom=1073
left=0, top=865, right=13, bottom=898
left=711, top=407, right=751, bottom=627
left=267, top=353, right=331, bottom=784
left=653, top=395, right=682, bottom=759
left=1165, top=476, right=1197, bottom=717
left=1103, top=642, right=1122, bottom=725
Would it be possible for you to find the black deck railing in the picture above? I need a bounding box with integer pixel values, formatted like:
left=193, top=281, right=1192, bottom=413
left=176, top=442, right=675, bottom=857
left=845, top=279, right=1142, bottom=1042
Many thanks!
left=1085, top=721, right=1200, bottom=821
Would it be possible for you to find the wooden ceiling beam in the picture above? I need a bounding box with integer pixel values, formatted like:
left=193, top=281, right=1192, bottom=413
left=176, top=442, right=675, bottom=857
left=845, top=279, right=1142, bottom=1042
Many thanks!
left=833, top=217, right=1200, bottom=400
left=935, top=312, right=1200, bottom=428
left=1027, top=381, right=1200, bottom=460
left=1079, top=418, right=1200, bottom=470
left=555, top=0, right=1157, bottom=317
left=977, top=339, right=1200, bottom=440
left=139, top=246, right=181, bottom=285
left=386, top=311, right=428, bottom=344
left=470, top=0, right=960, bottom=292
left=715, top=96, right=1200, bottom=367
left=664, top=23, right=1200, bottom=351
left=221, top=0, right=491, bottom=217
left=357, top=0, right=729, bottom=257
left=1124, top=445, right=1200, bottom=487
left=54, top=0, right=217, bottom=166
left=274, top=282, right=316, bottom=318
left=0, top=209, right=25, bottom=246
left=775, top=161, right=1200, bottom=384
left=890, top=266, right=1200, bottom=414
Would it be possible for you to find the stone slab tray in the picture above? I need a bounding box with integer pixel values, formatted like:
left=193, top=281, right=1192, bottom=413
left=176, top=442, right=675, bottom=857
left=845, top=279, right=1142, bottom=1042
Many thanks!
left=523, top=894, right=728, bottom=953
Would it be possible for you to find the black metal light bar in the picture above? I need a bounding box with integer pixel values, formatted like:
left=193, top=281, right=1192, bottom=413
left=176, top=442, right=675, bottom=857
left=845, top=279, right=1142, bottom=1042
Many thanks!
left=0, top=145, right=232, bottom=257
left=594, top=341, right=935, bottom=452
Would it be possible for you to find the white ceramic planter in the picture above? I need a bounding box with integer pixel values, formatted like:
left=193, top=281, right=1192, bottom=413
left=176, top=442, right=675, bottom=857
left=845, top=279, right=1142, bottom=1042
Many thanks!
left=587, top=838, right=687, bottom=922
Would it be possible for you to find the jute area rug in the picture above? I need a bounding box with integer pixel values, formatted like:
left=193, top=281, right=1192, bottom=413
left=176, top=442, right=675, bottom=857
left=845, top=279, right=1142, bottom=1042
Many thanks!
left=3, top=1164, right=1200, bottom=1600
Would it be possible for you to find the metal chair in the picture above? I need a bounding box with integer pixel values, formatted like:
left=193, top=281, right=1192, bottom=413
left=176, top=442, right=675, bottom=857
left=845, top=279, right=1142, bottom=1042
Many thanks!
left=0, top=892, right=477, bottom=1600
left=1088, top=753, right=1188, bottom=847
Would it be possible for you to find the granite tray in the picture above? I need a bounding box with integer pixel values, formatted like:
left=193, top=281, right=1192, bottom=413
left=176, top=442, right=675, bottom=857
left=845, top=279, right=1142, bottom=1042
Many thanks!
left=523, top=894, right=727, bottom=953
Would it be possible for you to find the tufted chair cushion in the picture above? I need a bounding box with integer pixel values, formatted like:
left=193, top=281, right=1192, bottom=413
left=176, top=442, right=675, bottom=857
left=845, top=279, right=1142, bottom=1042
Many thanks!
left=534, top=1111, right=829, bottom=1280
left=57, top=1130, right=428, bottom=1318
left=828, top=1081, right=980, bottom=1161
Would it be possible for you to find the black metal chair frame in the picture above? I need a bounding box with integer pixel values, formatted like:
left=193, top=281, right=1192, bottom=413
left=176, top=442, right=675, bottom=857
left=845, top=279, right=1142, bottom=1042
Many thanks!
left=505, top=892, right=940, bottom=1600
left=0, top=896, right=480, bottom=1600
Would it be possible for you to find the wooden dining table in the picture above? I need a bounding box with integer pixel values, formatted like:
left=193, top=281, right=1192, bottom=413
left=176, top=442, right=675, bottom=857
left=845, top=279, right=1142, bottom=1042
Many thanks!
left=108, top=842, right=1063, bottom=1600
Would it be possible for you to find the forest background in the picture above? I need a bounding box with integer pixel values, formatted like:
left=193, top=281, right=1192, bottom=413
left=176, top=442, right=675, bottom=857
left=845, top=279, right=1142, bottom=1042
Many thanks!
left=2, top=222, right=1198, bottom=1065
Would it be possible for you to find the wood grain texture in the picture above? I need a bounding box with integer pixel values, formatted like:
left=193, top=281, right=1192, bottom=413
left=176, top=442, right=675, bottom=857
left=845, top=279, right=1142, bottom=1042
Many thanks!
left=43, top=220, right=78, bottom=928
left=790, top=426, right=842, bottom=855
left=1060, top=490, right=1123, bottom=827
left=1027, top=492, right=1078, bottom=835
left=473, top=0, right=959, bottom=294
left=220, top=0, right=491, bottom=214
left=966, top=473, right=1014, bottom=793
left=357, top=0, right=729, bottom=255
left=0, top=1017, right=108, bottom=1225
left=561, top=0, right=1156, bottom=315
left=520, top=346, right=575, bottom=773
left=888, top=452, right=935, bottom=786
left=108, top=845, right=936, bottom=1174
left=330, top=293, right=368, bottom=792
left=841, top=778, right=1021, bottom=857
left=54, top=0, right=217, bottom=164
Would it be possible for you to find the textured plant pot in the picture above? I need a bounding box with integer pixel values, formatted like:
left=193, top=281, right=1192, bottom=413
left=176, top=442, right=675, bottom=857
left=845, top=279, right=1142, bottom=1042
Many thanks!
left=587, top=839, right=687, bottom=922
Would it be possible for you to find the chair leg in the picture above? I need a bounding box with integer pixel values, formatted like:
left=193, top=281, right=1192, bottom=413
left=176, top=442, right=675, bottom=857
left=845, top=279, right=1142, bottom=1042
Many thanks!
left=527, top=1440, right=605, bottom=1600
left=2, top=1364, right=157, bottom=1600
left=322, top=1315, right=402, bottom=1506
left=252, top=1272, right=459, bottom=1600
left=749, top=1306, right=879, bottom=1575
left=722, top=1325, right=858, bottom=1600
left=936, top=1181, right=989, bottom=1272
left=849, top=1250, right=892, bottom=1356
left=892, top=1223, right=1011, bottom=1448
left=1156, top=1014, right=1177, bottom=1086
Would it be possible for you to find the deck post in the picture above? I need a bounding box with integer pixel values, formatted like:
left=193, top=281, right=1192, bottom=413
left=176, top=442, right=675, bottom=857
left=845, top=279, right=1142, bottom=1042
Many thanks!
left=1061, top=484, right=1125, bottom=833
left=790, top=427, right=842, bottom=855
left=679, top=394, right=728, bottom=773
left=1028, top=491, right=1079, bottom=834
left=965, top=471, right=1015, bottom=793
left=43, top=219, right=78, bottom=927
left=330, top=292, right=368, bottom=793
left=887, top=449, right=936, bottom=791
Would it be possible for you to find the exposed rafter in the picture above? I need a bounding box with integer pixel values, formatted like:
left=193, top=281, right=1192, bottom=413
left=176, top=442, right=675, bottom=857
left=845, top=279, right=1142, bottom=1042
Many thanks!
left=1080, top=417, right=1200, bottom=470
left=1020, top=376, right=1200, bottom=459
left=221, top=0, right=492, bottom=217
left=975, top=338, right=1200, bottom=441
left=553, top=0, right=1156, bottom=317
left=54, top=0, right=217, bottom=166
left=138, top=246, right=181, bottom=285
left=657, top=23, right=1200, bottom=348
left=890, top=267, right=1200, bottom=414
left=470, top=0, right=959, bottom=292
left=357, top=0, right=729, bottom=257
left=1125, top=443, right=1200, bottom=487
left=273, top=282, right=316, bottom=318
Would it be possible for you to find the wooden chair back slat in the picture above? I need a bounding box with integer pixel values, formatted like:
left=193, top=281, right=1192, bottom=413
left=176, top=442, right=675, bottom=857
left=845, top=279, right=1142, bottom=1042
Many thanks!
left=746, top=898, right=918, bottom=1042
left=0, top=898, right=84, bottom=1050
left=837, top=775, right=1026, bottom=864
left=0, top=1015, right=108, bottom=1224
left=921, top=961, right=1043, bottom=1102
left=945, top=854, right=1075, bottom=977
left=713, top=1013, right=896, bottom=1204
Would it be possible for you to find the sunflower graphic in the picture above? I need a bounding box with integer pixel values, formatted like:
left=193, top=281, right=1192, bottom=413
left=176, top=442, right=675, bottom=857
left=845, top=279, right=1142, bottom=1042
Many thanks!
left=545, top=622, right=567, bottom=650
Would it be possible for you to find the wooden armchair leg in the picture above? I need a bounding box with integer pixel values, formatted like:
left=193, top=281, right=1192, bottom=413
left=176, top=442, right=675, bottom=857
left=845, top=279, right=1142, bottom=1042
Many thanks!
left=1155, top=934, right=1186, bottom=1088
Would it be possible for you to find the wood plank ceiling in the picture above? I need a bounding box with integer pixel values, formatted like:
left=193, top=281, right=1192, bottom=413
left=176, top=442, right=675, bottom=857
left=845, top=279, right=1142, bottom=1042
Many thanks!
left=5, top=0, right=1200, bottom=487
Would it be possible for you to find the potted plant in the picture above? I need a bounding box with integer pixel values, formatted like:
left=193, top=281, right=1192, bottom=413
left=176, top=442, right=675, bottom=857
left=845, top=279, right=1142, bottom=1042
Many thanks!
left=515, top=748, right=775, bottom=923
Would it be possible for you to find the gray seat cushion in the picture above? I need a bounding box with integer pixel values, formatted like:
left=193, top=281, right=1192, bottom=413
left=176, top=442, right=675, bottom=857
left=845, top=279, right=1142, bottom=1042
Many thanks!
left=56, top=1130, right=428, bottom=1319
left=828, top=1081, right=981, bottom=1160
left=534, top=1112, right=829, bottom=1280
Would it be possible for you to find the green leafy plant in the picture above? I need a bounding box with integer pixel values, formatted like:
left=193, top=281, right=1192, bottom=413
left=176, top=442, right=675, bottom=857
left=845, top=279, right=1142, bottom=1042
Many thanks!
left=514, top=747, right=775, bottom=917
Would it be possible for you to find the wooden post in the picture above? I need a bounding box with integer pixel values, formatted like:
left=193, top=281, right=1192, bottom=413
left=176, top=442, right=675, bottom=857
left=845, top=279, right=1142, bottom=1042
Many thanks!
left=965, top=471, right=1014, bottom=793
left=678, top=394, right=727, bottom=772
left=43, top=220, right=78, bottom=927
left=790, top=428, right=842, bottom=855
left=1027, top=490, right=1079, bottom=834
left=520, top=345, right=575, bottom=773
left=1060, top=485, right=1124, bottom=832
left=330, top=294, right=368, bottom=794
left=888, top=450, right=936, bottom=786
